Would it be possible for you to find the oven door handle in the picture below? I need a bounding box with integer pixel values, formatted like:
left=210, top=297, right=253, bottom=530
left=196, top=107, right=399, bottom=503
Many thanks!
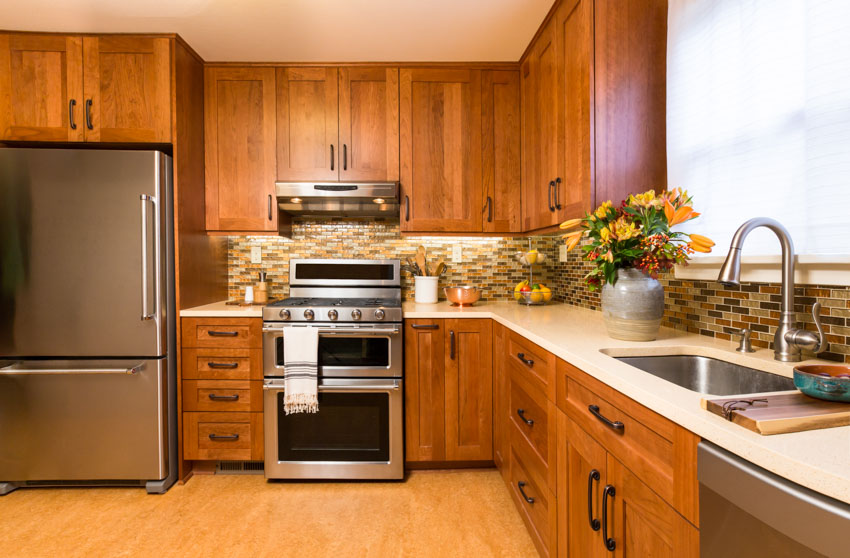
left=262, top=327, right=400, bottom=336
left=264, top=381, right=401, bottom=391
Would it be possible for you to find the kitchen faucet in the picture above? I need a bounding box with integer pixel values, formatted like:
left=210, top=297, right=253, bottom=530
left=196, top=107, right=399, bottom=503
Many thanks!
left=717, top=217, right=826, bottom=362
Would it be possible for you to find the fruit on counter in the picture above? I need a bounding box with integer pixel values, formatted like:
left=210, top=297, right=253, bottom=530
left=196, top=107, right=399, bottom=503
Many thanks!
left=514, top=280, right=529, bottom=300
left=526, top=250, right=539, bottom=264
left=528, top=283, right=544, bottom=303
left=538, top=285, right=553, bottom=302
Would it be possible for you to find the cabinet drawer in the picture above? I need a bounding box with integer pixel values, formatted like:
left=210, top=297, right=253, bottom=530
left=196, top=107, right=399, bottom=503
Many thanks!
left=506, top=330, right=557, bottom=399
left=509, top=440, right=557, bottom=558
left=181, top=318, right=262, bottom=348
left=182, top=348, right=263, bottom=380
left=556, top=358, right=699, bottom=525
left=508, top=369, right=556, bottom=490
left=183, top=412, right=263, bottom=460
left=182, top=380, right=262, bottom=412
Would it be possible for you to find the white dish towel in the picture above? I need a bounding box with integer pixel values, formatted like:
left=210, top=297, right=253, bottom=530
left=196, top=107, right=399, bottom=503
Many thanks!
left=283, top=326, right=320, bottom=414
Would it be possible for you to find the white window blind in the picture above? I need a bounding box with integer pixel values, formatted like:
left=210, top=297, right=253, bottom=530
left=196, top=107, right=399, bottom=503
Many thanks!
left=668, top=0, right=850, bottom=257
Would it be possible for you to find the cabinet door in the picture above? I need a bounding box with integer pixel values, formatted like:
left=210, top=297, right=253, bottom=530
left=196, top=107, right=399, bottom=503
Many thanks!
left=556, top=0, right=594, bottom=220
left=0, top=34, right=83, bottom=142
left=561, top=414, right=609, bottom=558
left=204, top=67, right=277, bottom=232
left=482, top=70, right=521, bottom=233
left=607, top=455, right=700, bottom=557
left=445, top=318, right=493, bottom=461
left=400, top=68, right=482, bottom=232
left=276, top=67, right=339, bottom=181
left=522, top=20, right=559, bottom=231
left=82, top=36, right=171, bottom=142
left=404, top=319, right=446, bottom=462
left=338, top=67, right=399, bottom=181
left=493, top=323, right=510, bottom=474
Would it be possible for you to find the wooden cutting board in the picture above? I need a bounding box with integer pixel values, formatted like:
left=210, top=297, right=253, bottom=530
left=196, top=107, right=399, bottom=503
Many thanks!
left=701, top=392, right=850, bottom=435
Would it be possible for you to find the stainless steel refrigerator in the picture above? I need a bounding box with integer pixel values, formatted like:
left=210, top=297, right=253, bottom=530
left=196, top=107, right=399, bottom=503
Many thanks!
left=0, top=148, right=177, bottom=495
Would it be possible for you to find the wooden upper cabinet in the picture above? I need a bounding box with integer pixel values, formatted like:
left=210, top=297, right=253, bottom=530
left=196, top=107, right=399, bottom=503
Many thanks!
left=82, top=36, right=171, bottom=143
left=404, top=319, right=447, bottom=462
left=444, top=318, right=493, bottom=461
left=204, top=67, right=277, bottom=232
left=338, top=67, right=399, bottom=181
left=0, top=34, right=84, bottom=142
left=400, top=68, right=482, bottom=233
left=482, top=70, right=521, bottom=233
left=556, top=0, right=594, bottom=220
left=276, top=67, right=339, bottom=181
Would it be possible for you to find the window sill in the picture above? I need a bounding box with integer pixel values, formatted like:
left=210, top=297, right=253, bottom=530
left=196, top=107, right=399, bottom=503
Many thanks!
left=674, top=255, right=850, bottom=286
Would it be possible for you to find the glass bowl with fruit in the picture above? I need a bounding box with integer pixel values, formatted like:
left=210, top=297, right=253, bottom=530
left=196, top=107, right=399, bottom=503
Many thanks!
left=513, top=281, right=553, bottom=305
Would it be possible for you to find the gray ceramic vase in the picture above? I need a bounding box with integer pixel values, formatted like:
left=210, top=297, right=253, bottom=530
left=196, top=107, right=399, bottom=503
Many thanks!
left=601, top=268, right=664, bottom=341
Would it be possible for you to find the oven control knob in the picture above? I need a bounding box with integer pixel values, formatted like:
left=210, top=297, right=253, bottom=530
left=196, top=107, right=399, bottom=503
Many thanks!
left=327, top=309, right=338, bottom=321
left=374, top=309, right=386, bottom=320
left=279, top=309, right=291, bottom=320
left=303, top=309, right=315, bottom=320
left=351, top=309, right=362, bottom=320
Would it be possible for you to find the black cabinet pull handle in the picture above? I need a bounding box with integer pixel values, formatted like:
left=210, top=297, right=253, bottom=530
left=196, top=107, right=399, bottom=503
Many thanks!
left=485, top=196, right=493, bottom=222
left=516, top=408, right=534, bottom=426
left=268, top=194, right=273, bottom=221
left=207, top=330, right=238, bottom=337
left=330, top=144, right=335, bottom=171
left=405, top=195, right=410, bottom=221
left=517, top=481, right=535, bottom=504
left=343, top=144, right=347, bottom=170
left=209, top=393, right=239, bottom=401
left=208, top=433, right=239, bottom=441
left=449, top=330, right=455, bottom=359
left=588, top=404, right=625, bottom=433
left=602, top=484, right=616, bottom=551
left=588, top=469, right=601, bottom=531
left=207, top=362, right=239, bottom=369
left=547, top=180, right=555, bottom=211
left=411, top=324, right=439, bottom=330
left=516, top=352, right=534, bottom=367
left=555, top=177, right=563, bottom=210
left=85, top=99, right=93, bottom=130
left=69, top=99, right=77, bottom=130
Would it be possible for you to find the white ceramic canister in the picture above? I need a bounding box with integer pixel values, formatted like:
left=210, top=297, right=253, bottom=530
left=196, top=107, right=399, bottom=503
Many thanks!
left=414, top=276, right=439, bottom=304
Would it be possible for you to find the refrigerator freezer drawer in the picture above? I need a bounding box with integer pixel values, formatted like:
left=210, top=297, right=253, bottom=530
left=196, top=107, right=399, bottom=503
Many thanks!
left=0, top=358, right=168, bottom=482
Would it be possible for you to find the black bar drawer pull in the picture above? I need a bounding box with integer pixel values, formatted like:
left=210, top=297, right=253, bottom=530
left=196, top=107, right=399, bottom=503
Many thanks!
left=517, top=481, right=535, bottom=504
left=208, top=394, right=239, bottom=401
left=208, top=434, right=239, bottom=441
left=602, top=484, right=616, bottom=551
left=516, top=352, right=534, bottom=366
left=207, top=362, right=239, bottom=369
left=588, top=469, right=601, bottom=531
left=516, top=408, right=534, bottom=426
left=207, top=330, right=239, bottom=337
left=411, top=324, right=439, bottom=330
left=588, top=404, right=625, bottom=433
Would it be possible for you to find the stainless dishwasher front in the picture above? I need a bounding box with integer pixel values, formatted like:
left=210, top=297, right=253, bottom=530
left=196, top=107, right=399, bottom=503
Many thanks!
left=699, top=441, right=850, bottom=558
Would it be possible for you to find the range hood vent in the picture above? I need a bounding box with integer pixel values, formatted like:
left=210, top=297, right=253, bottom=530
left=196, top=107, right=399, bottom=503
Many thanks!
left=275, top=182, right=399, bottom=218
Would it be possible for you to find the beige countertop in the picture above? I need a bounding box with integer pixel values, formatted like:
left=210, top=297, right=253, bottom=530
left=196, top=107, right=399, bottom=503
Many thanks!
left=180, top=300, right=264, bottom=318
left=404, top=301, right=850, bottom=504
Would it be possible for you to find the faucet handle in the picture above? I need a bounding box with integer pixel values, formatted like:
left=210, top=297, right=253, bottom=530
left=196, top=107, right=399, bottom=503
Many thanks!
left=784, top=302, right=827, bottom=354
left=730, top=327, right=755, bottom=353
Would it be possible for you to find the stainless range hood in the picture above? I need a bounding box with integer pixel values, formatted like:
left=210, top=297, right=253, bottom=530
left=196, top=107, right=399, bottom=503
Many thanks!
left=275, top=182, right=399, bottom=217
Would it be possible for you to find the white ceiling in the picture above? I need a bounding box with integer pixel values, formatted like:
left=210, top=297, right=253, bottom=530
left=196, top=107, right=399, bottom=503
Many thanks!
left=0, top=0, right=553, bottom=62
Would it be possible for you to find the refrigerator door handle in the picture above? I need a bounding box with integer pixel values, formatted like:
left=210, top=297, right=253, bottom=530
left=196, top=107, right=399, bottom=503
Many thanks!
left=0, top=363, right=144, bottom=375
left=140, top=194, right=156, bottom=321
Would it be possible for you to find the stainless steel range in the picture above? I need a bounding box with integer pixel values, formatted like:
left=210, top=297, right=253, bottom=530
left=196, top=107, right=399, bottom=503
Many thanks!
left=262, top=259, right=403, bottom=480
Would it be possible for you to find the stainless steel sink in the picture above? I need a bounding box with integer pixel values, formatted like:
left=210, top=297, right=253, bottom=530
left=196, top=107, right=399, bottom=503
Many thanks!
left=615, top=355, right=795, bottom=396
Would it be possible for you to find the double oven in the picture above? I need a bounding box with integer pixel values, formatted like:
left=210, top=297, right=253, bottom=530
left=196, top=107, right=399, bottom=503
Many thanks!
left=262, top=259, right=404, bottom=480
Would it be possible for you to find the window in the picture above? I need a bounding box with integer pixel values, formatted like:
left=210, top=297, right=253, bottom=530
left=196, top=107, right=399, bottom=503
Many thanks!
left=668, top=0, right=850, bottom=264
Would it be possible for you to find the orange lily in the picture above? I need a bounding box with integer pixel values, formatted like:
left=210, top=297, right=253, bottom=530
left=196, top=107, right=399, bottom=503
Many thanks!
left=669, top=206, right=699, bottom=227
left=689, top=234, right=715, bottom=248
left=603, top=250, right=614, bottom=263
left=564, top=231, right=583, bottom=251
left=559, top=218, right=584, bottom=230
left=689, top=242, right=712, bottom=253
left=664, top=199, right=676, bottom=224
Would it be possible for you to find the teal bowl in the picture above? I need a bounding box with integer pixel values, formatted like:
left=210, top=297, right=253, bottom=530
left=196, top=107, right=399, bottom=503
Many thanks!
left=793, top=365, right=850, bottom=403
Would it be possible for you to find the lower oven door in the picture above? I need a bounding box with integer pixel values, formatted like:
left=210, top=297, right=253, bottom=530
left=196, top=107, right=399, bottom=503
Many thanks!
left=263, top=378, right=403, bottom=480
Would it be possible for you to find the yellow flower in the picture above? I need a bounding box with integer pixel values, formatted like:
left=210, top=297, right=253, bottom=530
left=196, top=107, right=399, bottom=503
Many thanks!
left=603, top=250, right=614, bottom=263
left=628, top=190, right=659, bottom=208
left=559, top=218, right=584, bottom=230
left=611, top=217, right=639, bottom=240
left=599, top=227, right=612, bottom=243
left=594, top=201, right=613, bottom=219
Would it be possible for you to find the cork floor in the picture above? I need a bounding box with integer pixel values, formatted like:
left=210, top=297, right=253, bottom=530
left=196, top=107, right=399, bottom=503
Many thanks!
left=0, top=469, right=537, bottom=558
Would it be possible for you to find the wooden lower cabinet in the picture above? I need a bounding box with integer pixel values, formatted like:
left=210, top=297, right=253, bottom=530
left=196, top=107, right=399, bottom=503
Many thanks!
left=493, top=323, right=509, bottom=474
left=404, top=318, right=493, bottom=464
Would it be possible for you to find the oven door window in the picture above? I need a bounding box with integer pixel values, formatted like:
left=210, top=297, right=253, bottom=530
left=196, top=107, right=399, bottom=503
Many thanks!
left=275, top=336, right=389, bottom=368
left=276, top=391, right=390, bottom=462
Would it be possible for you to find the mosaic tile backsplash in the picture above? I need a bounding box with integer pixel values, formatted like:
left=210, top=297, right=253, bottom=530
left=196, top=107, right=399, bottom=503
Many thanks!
left=227, top=219, right=560, bottom=303
left=228, top=219, right=850, bottom=363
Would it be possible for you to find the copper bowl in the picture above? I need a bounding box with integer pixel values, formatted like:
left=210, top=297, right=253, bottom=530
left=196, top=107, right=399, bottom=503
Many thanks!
left=444, top=286, right=481, bottom=306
